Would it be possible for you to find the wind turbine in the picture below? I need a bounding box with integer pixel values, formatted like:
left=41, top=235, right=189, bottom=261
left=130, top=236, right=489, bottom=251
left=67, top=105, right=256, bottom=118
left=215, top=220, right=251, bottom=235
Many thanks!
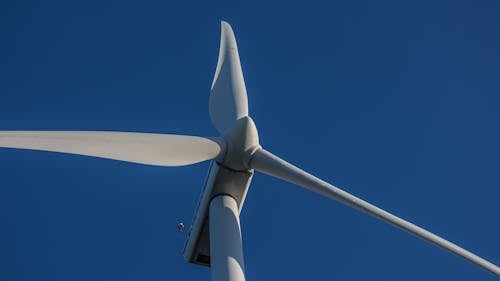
left=0, top=21, right=498, bottom=281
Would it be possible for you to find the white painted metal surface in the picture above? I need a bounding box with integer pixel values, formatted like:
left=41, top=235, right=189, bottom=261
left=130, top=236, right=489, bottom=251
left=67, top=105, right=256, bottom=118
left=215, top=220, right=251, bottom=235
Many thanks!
left=0, top=131, right=221, bottom=166
left=183, top=162, right=253, bottom=266
left=209, top=195, right=246, bottom=281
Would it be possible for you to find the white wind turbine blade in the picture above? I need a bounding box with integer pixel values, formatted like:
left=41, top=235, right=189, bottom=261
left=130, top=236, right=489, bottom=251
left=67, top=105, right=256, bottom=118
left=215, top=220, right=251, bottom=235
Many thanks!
left=0, top=131, right=222, bottom=167
left=250, top=148, right=500, bottom=276
left=209, top=21, right=249, bottom=133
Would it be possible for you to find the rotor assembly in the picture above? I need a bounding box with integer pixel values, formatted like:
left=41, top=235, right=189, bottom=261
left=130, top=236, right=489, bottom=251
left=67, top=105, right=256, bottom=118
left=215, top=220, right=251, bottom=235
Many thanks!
left=1, top=21, right=498, bottom=281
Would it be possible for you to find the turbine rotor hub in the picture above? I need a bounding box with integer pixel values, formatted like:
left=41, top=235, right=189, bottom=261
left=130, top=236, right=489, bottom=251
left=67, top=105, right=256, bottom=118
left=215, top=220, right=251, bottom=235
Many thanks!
left=217, top=116, right=260, bottom=171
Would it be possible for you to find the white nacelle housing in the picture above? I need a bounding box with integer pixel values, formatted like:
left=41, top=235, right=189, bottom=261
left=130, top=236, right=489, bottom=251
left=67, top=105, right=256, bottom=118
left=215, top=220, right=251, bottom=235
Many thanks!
left=183, top=161, right=253, bottom=266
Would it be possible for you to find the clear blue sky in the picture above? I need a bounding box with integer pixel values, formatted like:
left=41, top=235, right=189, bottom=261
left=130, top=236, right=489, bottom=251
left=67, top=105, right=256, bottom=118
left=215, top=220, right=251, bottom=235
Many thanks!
left=1, top=1, right=499, bottom=280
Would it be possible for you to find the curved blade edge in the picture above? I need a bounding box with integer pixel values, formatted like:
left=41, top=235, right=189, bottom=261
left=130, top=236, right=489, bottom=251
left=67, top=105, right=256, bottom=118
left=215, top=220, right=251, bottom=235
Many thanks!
left=0, top=131, right=222, bottom=167
left=250, top=148, right=500, bottom=276
left=209, top=21, right=249, bottom=133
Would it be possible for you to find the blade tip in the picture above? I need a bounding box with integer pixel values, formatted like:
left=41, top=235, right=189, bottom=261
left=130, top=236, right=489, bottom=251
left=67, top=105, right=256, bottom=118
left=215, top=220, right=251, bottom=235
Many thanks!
left=220, top=20, right=231, bottom=28
left=220, top=20, right=235, bottom=37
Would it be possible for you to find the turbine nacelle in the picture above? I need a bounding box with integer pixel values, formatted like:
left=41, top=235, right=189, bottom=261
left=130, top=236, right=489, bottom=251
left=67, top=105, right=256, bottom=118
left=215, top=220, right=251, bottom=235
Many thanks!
left=183, top=117, right=259, bottom=266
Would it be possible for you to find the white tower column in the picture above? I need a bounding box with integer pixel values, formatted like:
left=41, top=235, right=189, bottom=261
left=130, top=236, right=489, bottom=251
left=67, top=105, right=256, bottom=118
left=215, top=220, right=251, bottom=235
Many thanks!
left=209, top=195, right=246, bottom=281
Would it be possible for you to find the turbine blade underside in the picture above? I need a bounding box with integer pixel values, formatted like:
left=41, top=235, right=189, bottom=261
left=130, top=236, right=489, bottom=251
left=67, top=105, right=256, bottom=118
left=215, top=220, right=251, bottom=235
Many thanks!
left=209, top=21, right=249, bottom=133
left=0, top=131, right=221, bottom=167
left=250, top=148, right=500, bottom=276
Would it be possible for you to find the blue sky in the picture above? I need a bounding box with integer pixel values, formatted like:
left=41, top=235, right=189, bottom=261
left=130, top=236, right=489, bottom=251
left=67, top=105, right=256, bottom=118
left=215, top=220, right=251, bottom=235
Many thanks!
left=1, top=1, right=499, bottom=280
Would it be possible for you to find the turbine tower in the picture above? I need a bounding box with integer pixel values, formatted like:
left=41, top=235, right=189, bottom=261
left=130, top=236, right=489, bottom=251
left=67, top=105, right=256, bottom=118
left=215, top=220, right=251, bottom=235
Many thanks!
left=0, top=22, right=498, bottom=281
